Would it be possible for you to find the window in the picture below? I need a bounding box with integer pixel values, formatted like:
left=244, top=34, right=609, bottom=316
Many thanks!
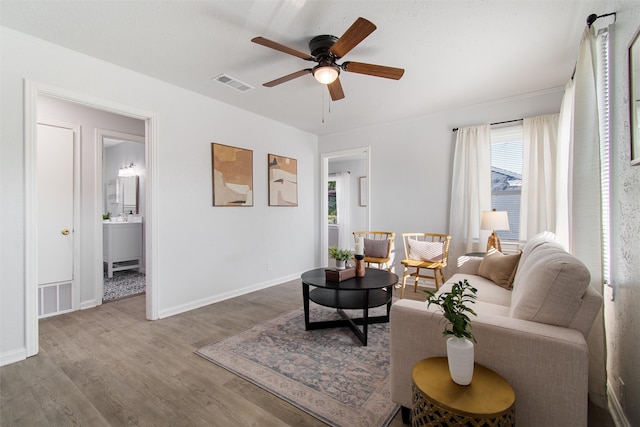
left=328, top=179, right=337, bottom=224
left=490, top=125, right=523, bottom=242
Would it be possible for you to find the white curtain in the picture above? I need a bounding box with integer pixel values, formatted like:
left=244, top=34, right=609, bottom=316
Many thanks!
left=520, top=114, right=560, bottom=240
left=334, top=172, right=351, bottom=250
left=448, top=125, right=492, bottom=277
left=555, top=80, right=575, bottom=249
left=558, top=26, right=608, bottom=408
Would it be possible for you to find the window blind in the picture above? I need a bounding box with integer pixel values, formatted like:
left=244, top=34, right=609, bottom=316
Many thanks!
left=596, top=28, right=611, bottom=286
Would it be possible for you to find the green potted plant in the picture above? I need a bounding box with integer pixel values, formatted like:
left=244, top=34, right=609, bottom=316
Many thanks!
left=425, top=279, right=478, bottom=385
left=329, top=246, right=354, bottom=270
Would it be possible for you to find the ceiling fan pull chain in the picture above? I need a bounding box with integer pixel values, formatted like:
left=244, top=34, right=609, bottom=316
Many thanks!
left=321, top=88, right=325, bottom=123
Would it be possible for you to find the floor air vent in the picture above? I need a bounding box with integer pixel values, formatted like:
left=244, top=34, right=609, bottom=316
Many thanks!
left=213, top=74, right=254, bottom=93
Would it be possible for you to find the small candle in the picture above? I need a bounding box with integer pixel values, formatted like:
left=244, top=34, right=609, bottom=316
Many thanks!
left=355, top=243, right=363, bottom=255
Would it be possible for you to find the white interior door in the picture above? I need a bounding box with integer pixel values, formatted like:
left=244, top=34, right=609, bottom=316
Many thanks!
left=37, top=123, right=74, bottom=316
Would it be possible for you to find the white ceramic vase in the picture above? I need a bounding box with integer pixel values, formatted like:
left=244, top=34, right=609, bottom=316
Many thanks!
left=335, top=259, right=346, bottom=270
left=446, top=336, right=474, bottom=385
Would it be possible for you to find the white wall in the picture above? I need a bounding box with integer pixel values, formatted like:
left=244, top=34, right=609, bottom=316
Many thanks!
left=605, top=5, right=640, bottom=426
left=319, top=89, right=564, bottom=272
left=0, top=28, right=318, bottom=364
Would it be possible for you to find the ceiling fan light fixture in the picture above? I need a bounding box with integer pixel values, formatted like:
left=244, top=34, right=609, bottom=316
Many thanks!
left=313, top=65, right=339, bottom=84
left=252, top=18, right=404, bottom=100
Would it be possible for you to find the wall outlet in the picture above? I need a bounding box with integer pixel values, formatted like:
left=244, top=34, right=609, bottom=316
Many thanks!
left=267, top=261, right=272, bottom=271
left=619, top=377, right=626, bottom=410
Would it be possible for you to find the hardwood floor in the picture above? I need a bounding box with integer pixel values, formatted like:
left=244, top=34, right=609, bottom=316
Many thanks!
left=1, top=279, right=613, bottom=426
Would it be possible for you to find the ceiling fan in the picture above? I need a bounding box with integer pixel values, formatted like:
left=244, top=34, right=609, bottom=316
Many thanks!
left=251, top=17, right=404, bottom=101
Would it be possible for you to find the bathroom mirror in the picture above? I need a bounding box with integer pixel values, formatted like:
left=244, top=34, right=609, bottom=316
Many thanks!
left=122, top=176, right=139, bottom=214
left=630, top=26, right=640, bottom=166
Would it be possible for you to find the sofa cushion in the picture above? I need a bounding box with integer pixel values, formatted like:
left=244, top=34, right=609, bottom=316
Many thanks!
left=407, top=239, right=444, bottom=262
left=477, top=250, right=521, bottom=290
left=444, top=273, right=512, bottom=307
left=510, top=243, right=591, bottom=327
left=364, top=238, right=389, bottom=258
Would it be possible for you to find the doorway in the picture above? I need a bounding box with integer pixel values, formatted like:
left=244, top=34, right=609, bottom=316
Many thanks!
left=99, top=131, right=146, bottom=302
left=321, top=147, right=370, bottom=267
left=24, top=81, right=158, bottom=358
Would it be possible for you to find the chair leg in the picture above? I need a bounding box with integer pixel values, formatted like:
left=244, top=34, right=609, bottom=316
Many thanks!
left=414, top=268, right=420, bottom=293
left=435, top=268, right=445, bottom=290
left=401, top=266, right=409, bottom=299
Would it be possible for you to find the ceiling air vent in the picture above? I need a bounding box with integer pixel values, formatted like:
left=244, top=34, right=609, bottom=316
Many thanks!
left=213, top=74, right=254, bottom=93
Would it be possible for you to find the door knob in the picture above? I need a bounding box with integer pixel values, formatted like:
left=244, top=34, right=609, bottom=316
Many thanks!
left=61, top=229, right=70, bottom=235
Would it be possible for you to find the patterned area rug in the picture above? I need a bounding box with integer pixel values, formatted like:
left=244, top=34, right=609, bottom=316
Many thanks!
left=103, top=270, right=145, bottom=301
left=196, top=305, right=399, bottom=427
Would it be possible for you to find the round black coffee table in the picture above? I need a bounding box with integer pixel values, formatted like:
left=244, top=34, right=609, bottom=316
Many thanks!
left=301, top=267, right=398, bottom=346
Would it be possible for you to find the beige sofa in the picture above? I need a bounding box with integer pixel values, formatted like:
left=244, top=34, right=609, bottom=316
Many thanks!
left=390, top=232, right=603, bottom=426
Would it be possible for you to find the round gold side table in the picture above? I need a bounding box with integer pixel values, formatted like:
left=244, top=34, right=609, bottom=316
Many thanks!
left=411, top=357, right=515, bottom=427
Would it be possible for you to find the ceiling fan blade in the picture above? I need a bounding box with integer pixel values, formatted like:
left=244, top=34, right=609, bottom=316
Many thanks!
left=263, top=69, right=312, bottom=87
left=329, top=17, right=376, bottom=59
left=328, top=77, right=345, bottom=101
left=251, top=36, right=314, bottom=61
left=342, top=61, right=404, bottom=80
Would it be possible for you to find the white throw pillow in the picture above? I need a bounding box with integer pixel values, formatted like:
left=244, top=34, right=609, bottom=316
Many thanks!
left=407, top=239, right=444, bottom=262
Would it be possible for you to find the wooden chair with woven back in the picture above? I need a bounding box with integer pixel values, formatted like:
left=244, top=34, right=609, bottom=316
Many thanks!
left=352, top=231, right=395, bottom=272
left=400, top=233, right=451, bottom=298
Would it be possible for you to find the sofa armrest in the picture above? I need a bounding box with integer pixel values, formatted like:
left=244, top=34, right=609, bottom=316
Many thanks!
left=390, top=299, right=589, bottom=427
left=569, top=285, right=603, bottom=338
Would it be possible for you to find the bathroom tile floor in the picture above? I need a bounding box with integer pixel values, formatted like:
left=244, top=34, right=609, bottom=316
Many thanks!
left=103, top=270, right=145, bottom=302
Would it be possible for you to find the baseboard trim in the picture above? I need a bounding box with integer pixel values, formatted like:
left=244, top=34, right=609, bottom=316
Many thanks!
left=608, top=380, right=631, bottom=427
left=0, top=347, right=27, bottom=367
left=157, top=273, right=302, bottom=319
left=81, top=300, right=98, bottom=310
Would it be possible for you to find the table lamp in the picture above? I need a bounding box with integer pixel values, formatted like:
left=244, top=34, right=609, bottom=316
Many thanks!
left=481, top=209, right=510, bottom=252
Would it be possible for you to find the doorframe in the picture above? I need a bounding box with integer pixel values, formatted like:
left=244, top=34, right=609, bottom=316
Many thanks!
left=24, top=80, right=159, bottom=357
left=96, top=129, right=146, bottom=306
left=320, top=147, right=370, bottom=267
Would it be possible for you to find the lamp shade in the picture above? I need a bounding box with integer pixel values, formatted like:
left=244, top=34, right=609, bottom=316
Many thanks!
left=313, top=65, right=339, bottom=84
left=481, top=210, right=510, bottom=231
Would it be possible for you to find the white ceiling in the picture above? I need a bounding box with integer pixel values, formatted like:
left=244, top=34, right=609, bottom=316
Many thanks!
left=0, top=1, right=621, bottom=136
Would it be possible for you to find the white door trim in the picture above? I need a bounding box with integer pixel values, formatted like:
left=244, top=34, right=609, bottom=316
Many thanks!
left=320, top=147, right=371, bottom=267
left=24, top=80, right=159, bottom=358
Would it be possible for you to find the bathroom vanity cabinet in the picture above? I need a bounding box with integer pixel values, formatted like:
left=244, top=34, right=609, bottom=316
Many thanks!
left=103, top=222, right=142, bottom=278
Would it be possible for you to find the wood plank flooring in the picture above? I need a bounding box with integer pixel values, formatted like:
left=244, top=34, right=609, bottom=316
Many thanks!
left=1, top=278, right=613, bottom=426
